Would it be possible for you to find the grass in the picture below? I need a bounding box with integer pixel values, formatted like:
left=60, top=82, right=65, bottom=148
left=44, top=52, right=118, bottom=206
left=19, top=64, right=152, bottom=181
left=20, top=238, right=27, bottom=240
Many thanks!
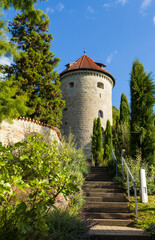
left=129, top=196, right=155, bottom=234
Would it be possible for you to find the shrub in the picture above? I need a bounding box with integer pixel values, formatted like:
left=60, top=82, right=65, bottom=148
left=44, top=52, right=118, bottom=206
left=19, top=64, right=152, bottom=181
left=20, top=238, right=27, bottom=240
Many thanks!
left=47, top=209, right=90, bottom=240
left=0, top=133, right=89, bottom=239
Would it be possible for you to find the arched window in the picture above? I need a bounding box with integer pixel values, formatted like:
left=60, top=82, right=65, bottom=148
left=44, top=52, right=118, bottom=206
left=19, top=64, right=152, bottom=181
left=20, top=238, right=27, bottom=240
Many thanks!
left=97, top=82, right=104, bottom=89
left=98, top=110, right=103, bottom=118
left=69, top=82, right=74, bottom=88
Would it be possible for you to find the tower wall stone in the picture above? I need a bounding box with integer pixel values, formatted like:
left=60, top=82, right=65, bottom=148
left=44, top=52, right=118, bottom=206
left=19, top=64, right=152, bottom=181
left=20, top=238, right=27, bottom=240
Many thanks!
left=60, top=70, right=113, bottom=158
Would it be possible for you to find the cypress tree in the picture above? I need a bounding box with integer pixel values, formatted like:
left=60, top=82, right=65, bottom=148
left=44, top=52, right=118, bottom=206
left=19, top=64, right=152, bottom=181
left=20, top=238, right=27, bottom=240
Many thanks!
left=104, top=120, right=113, bottom=160
left=96, top=117, right=103, bottom=152
left=91, top=117, right=103, bottom=166
left=1, top=11, right=65, bottom=127
left=130, top=59, right=155, bottom=164
left=120, top=93, right=130, bottom=125
left=91, top=118, right=97, bottom=161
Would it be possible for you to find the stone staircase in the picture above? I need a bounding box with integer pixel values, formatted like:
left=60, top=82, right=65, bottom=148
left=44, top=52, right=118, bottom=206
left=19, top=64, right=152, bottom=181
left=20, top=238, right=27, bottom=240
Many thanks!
left=83, top=167, right=152, bottom=240
left=83, top=167, right=132, bottom=227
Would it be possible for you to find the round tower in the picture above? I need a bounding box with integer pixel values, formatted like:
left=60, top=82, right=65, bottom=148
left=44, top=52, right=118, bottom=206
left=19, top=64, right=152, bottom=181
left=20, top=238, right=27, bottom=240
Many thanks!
left=60, top=54, right=115, bottom=158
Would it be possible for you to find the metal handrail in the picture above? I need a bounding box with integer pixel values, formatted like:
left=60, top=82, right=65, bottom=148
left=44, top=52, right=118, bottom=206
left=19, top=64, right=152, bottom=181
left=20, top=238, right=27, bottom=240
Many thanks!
left=111, top=150, right=118, bottom=177
left=121, top=149, right=138, bottom=218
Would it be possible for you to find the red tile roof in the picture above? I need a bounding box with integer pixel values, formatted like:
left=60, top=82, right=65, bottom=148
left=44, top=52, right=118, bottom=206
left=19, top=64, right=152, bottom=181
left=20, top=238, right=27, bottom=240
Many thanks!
left=60, top=54, right=115, bottom=86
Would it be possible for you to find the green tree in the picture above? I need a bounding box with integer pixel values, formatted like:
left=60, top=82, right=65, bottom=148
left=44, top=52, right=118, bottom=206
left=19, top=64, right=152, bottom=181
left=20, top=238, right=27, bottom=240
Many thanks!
left=91, top=117, right=103, bottom=166
left=130, top=59, right=155, bottom=164
left=120, top=93, right=130, bottom=125
left=0, top=1, right=45, bottom=58
left=1, top=11, right=65, bottom=126
left=91, top=118, right=97, bottom=162
left=104, top=120, right=113, bottom=160
left=0, top=78, right=30, bottom=122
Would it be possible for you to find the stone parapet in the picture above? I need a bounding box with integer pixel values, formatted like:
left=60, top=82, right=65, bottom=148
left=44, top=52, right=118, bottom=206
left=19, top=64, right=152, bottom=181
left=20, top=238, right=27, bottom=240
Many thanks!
left=0, top=117, right=61, bottom=146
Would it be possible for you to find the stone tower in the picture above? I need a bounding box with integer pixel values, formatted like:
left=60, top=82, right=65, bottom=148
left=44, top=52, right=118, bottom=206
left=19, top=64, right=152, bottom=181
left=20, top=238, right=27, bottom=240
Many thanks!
left=60, top=54, right=115, bottom=158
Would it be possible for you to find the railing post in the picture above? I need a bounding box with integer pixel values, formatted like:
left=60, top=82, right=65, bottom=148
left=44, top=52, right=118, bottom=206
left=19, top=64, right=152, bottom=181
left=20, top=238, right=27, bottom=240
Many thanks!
left=122, top=158, right=124, bottom=180
left=116, top=159, right=118, bottom=177
left=127, top=169, right=130, bottom=200
left=134, top=181, right=138, bottom=218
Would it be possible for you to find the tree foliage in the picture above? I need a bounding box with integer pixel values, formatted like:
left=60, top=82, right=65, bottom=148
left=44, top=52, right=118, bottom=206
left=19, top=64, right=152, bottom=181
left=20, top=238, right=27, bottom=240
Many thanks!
left=120, top=93, right=130, bottom=125
left=104, top=120, right=113, bottom=160
left=0, top=0, right=43, bottom=11
left=0, top=78, right=30, bottom=122
left=130, top=59, right=155, bottom=164
left=0, top=134, right=88, bottom=239
left=0, top=0, right=46, bottom=58
left=91, top=117, right=103, bottom=166
left=1, top=11, right=65, bottom=126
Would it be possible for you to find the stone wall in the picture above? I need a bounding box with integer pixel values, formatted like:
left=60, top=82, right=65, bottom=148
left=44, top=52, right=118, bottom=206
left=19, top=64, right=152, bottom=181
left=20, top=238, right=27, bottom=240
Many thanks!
left=0, top=117, right=69, bottom=208
left=0, top=117, right=61, bottom=146
left=60, top=70, right=113, bottom=158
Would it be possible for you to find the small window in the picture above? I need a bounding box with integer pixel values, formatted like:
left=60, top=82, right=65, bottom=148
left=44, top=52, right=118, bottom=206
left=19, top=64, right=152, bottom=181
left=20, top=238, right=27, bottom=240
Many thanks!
left=64, top=108, right=68, bottom=111
left=69, top=82, right=74, bottom=88
left=98, top=110, right=103, bottom=118
left=97, top=82, right=104, bottom=89
left=100, top=94, right=101, bottom=98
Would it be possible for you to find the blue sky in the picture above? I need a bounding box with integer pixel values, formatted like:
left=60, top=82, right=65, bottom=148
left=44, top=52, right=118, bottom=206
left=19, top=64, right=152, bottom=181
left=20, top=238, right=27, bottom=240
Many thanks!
left=1, top=0, right=155, bottom=110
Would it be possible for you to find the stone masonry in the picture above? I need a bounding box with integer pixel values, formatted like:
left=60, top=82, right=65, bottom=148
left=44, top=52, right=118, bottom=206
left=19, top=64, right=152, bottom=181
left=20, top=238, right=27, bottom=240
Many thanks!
left=60, top=54, right=115, bottom=158
left=0, top=117, right=61, bottom=146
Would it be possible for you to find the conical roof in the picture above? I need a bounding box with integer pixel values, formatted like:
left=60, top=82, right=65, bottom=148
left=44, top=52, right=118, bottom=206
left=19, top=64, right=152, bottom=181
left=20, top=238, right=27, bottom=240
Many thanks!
left=60, top=54, right=115, bottom=86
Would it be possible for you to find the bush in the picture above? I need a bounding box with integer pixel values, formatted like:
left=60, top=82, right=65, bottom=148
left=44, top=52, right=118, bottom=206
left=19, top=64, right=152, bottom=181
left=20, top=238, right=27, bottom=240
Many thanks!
left=0, top=133, right=89, bottom=239
left=47, top=209, right=90, bottom=240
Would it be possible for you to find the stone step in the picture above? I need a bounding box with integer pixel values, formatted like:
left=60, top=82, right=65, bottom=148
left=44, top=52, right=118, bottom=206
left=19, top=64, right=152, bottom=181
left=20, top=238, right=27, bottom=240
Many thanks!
left=84, top=212, right=131, bottom=219
left=88, top=234, right=152, bottom=240
left=86, top=177, right=111, bottom=182
left=83, top=181, right=120, bottom=187
left=84, top=196, right=128, bottom=202
left=84, top=205, right=130, bottom=213
left=83, top=188, right=122, bottom=193
left=91, top=219, right=133, bottom=226
left=84, top=192, right=125, bottom=198
left=84, top=201, right=129, bottom=208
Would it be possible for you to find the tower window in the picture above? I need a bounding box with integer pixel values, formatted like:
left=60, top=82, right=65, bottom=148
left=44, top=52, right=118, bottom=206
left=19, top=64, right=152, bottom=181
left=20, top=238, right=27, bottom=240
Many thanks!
left=97, top=82, right=104, bottom=89
left=98, top=110, right=103, bottom=118
left=69, top=82, right=74, bottom=88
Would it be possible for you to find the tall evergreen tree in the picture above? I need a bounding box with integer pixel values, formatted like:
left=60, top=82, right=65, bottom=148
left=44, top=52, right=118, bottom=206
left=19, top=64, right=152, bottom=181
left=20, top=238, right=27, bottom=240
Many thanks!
left=91, top=117, right=103, bottom=166
left=96, top=117, right=103, bottom=153
left=1, top=11, right=65, bottom=127
left=91, top=118, right=97, bottom=161
left=120, top=93, right=130, bottom=125
left=104, top=120, right=113, bottom=160
left=0, top=1, right=46, bottom=58
left=130, top=59, right=155, bottom=164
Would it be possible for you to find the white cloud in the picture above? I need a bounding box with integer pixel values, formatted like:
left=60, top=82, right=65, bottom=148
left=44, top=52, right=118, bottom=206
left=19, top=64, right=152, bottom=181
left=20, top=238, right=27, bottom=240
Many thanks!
left=141, top=0, right=152, bottom=9
left=140, top=0, right=152, bottom=14
left=106, top=53, right=113, bottom=64
left=87, top=6, right=94, bottom=14
left=106, top=51, right=117, bottom=64
left=103, top=3, right=112, bottom=8
left=0, top=56, right=12, bottom=79
left=117, top=0, right=127, bottom=5
left=57, top=3, right=64, bottom=12
left=153, top=16, right=155, bottom=25
left=46, top=7, right=54, bottom=14
left=0, top=56, right=12, bottom=66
